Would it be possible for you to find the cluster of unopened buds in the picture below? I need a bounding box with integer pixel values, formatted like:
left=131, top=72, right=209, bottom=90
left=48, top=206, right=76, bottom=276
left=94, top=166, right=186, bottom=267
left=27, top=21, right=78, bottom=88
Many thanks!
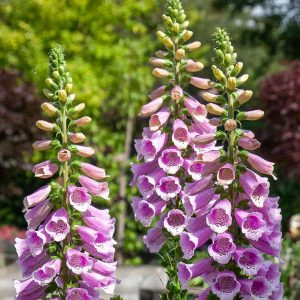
left=131, top=1, right=283, bottom=299
left=14, top=47, right=117, bottom=300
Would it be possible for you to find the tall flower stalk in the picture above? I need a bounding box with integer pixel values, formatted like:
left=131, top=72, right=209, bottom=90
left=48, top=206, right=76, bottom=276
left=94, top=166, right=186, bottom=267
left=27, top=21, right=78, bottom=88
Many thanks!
left=131, top=0, right=216, bottom=298
left=176, top=29, right=283, bottom=299
left=14, top=46, right=117, bottom=299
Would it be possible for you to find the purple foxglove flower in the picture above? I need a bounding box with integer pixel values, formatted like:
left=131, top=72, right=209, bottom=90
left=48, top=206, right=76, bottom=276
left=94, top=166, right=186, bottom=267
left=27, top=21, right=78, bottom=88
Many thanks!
left=67, top=185, right=92, bottom=212
left=186, top=213, right=208, bottom=233
left=131, top=197, right=156, bottom=227
left=45, top=208, right=70, bottom=242
left=184, top=174, right=213, bottom=195
left=25, top=198, right=53, bottom=230
left=208, top=233, right=236, bottom=264
left=82, top=215, right=115, bottom=234
left=23, top=185, right=51, bottom=209
left=164, top=209, right=187, bottom=236
left=264, top=230, right=282, bottom=250
left=79, top=176, right=109, bottom=200
left=270, top=283, right=283, bottom=300
left=240, top=169, right=270, bottom=207
left=183, top=188, right=215, bottom=216
left=80, top=162, right=107, bottom=180
left=14, top=277, right=46, bottom=299
left=130, top=160, right=157, bottom=186
left=196, top=150, right=220, bottom=163
left=171, top=85, right=183, bottom=100
left=206, top=199, right=232, bottom=233
left=247, top=153, right=276, bottom=179
left=234, top=247, right=263, bottom=275
left=184, top=97, right=208, bottom=122
left=32, top=160, right=58, bottom=179
left=250, top=239, right=281, bottom=258
left=139, top=96, right=164, bottom=117
left=238, top=137, right=261, bottom=150
left=172, top=118, right=190, bottom=149
left=211, top=271, right=241, bottom=300
left=149, top=107, right=170, bottom=131
left=149, top=85, right=166, bottom=100
left=25, top=229, right=46, bottom=257
left=78, top=280, right=100, bottom=299
left=143, top=227, right=165, bottom=253
left=180, top=227, right=212, bottom=259
left=92, top=259, right=117, bottom=277
left=183, top=158, right=203, bottom=180
left=235, top=210, right=267, bottom=241
left=201, top=161, right=222, bottom=177
left=32, top=259, right=61, bottom=286
left=257, top=261, right=281, bottom=291
left=81, top=272, right=116, bottom=294
left=158, top=147, right=183, bottom=174
left=156, top=176, right=181, bottom=201
left=83, top=206, right=112, bottom=220
left=66, top=288, right=91, bottom=300
left=249, top=276, right=272, bottom=299
left=177, top=257, right=213, bottom=289
left=66, top=248, right=93, bottom=275
left=217, top=163, right=235, bottom=186
left=134, top=130, right=168, bottom=162
left=137, top=168, right=165, bottom=199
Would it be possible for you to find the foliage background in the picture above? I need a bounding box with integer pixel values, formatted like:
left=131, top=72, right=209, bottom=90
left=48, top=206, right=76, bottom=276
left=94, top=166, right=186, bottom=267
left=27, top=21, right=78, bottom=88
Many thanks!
left=0, top=0, right=299, bottom=295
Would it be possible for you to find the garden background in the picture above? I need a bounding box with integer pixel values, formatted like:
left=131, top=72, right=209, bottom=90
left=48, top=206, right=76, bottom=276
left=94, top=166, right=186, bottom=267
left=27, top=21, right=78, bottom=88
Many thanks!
left=0, top=0, right=299, bottom=298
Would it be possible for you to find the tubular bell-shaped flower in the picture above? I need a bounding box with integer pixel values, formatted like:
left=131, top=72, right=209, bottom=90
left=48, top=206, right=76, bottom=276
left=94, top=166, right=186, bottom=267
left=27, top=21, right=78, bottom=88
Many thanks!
left=14, top=46, right=117, bottom=299
left=130, top=0, right=216, bottom=298
left=174, top=28, right=282, bottom=299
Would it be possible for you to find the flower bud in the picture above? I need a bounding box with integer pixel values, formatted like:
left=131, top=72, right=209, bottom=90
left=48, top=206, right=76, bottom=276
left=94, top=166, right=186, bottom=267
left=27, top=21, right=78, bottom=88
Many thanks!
left=43, top=89, right=54, bottom=99
left=139, top=97, right=164, bottom=117
left=32, top=140, right=52, bottom=151
left=149, top=57, right=168, bottom=67
left=185, top=60, right=204, bottom=72
left=172, top=23, right=180, bottom=33
left=175, top=49, right=185, bottom=60
left=65, top=83, right=73, bottom=94
left=202, top=92, right=219, bottom=103
left=242, top=130, right=255, bottom=139
left=237, top=90, right=253, bottom=105
left=41, top=102, right=58, bottom=117
left=156, top=31, right=166, bottom=39
left=237, top=110, right=264, bottom=121
left=57, top=149, right=71, bottom=162
left=181, top=30, right=193, bottom=42
left=182, top=21, right=189, bottom=28
left=74, top=116, right=92, bottom=127
left=192, top=133, right=215, bottom=145
left=224, top=53, right=232, bottom=66
left=152, top=68, right=170, bottom=78
left=190, top=77, right=210, bottom=89
left=155, top=51, right=168, bottom=58
left=227, top=77, right=237, bottom=91
left=185, top=41, right=201, bottom=51
left=52, top=71, right=60, bottom=80
left=209, top=117, right=222, bottom=126
left=231, top=62, right=243, bottom=77
left=36, top=120, right=58, bottom=132
left=238, top=137, right=261, bottom=150
left=212, top=66, right=226, bottom=82
left=74, top=103, right=85, bottom=114
left=58, top=89, right=67, bottom=102
left=224, top=119, right=237, bottom=131
left=237, top=74, right=249, bottom=86
left=206, top=103, right=226, bottom=116
left=171, top=85, right=183, bottom=101
left=163, top=37, right=174, bottom=49
left=45, top=78, right=57, bottom=89
left=74, top=146, right=95, bottom=158
left=69, top=133, right=86, bottom=143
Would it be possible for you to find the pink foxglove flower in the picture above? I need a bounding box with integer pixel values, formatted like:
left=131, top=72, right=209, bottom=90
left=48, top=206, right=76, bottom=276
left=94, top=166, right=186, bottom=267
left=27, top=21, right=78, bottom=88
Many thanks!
left=164, top=209, right=187, bottom=236
left=143, top=227, right=166, bottom=253
left=14, top=47, right=117, bottom=299
left=158, top=147, right=183, bottom=174
left=149, top=107, right=170, bottom=131
left=172, top=119, right=190, bottom=149
left=32, top=160, right=58, bottom=179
